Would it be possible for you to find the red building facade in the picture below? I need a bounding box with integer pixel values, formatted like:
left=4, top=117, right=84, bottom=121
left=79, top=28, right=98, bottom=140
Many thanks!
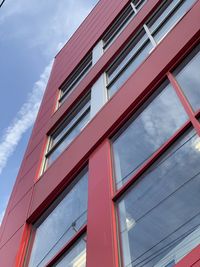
left=1, top=0, right=200, bottom=266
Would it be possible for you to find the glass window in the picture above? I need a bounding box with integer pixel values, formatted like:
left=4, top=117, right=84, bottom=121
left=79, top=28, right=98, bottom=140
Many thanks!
left=53, top=235, right=86, bottom=267
left=28, top=169, right=88, bottom=267
left=102, top=0, right=146, bottom=50
left=106, top=0, right=196, bottom=98
left=44, top=94, right=91, bottom=170
left=117, top=128, right=200, bottom=267
left=112, top=81, right=188, bottom=189
left=174, top=44, right=200, bottom=112
left=147, top=0, right=196, bottom=44
left=59, top=53, right=92, bottom=105
left=107, top=29, right=153, bottom=97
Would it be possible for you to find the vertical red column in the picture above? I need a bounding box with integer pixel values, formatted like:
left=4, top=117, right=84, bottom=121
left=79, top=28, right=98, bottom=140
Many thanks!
left=86, top=140, right=119, bottom=267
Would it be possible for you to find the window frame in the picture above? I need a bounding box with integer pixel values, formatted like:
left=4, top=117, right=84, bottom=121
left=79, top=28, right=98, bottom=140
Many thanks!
left=59, top=52, right=92, bottom=105
left=110, top=41, right=200, bottom=267
left=102, top=0, right=147, bottom=50
left=115, top=126, right=200, bottom=267
left=106, top=0, right=197, bottom=98
left=111, top=78, right=191, bottom=191
left=106, top=27, right=150, bottom=91
left=43, top=93, right=91, bottom=172
left=46, top=227, right=87, bottom=267
left=172, top=43, right=200, bottom=113
left=25, top=167, right=88, bottom=267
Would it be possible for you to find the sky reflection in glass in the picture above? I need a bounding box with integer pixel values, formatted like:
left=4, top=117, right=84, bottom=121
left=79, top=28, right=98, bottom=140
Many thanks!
left=174, top=44, right=200, bottom=112
left=112, top=81, right=188, bottom=189
left=28, top=170, right=88, bottom=267
left=54, top=236, right=86, bottom=267
left=118, top=129, right=200, bottom=267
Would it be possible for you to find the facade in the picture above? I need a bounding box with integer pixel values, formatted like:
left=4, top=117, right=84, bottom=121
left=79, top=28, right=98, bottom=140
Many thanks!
left=1, top=0, right=200, bottom=266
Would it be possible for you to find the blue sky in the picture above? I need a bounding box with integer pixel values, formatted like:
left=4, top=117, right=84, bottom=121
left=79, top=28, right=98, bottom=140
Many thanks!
left=0, top=0, right=98, bottom=224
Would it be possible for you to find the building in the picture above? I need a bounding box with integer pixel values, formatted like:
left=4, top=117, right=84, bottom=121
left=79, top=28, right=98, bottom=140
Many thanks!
left=0, top=0, right=200, bottom=266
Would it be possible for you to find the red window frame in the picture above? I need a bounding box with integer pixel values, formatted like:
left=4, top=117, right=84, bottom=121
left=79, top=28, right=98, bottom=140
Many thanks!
left=111, top=40, right=200, bottom=267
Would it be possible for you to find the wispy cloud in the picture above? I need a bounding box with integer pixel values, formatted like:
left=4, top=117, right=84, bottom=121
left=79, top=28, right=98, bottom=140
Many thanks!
left=0, top=210, right=5, bottom=225
left=0, top=61, right=53, bottom=175
left=0, top=1, right=97, bottom=175
left=0, top=195, right=9, bottom=225
left=0, top=0, right=97, bottom=226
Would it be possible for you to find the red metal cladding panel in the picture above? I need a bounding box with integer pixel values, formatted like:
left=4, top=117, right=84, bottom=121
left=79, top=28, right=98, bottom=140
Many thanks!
left=32, top=96, right=55, bottom=133
left=24, top=135, right=46, bottom=164
left=0, top=181, right=19, bottom=242
left=0, top=190, right=32, bottom=247
left=23, top=138, right=45, bottom=171
left=87, top=140, right=118, bottom=267
left=192, top=259, right=200, bottom=267
left=175, top=245, right=200, bottom=267
left=15, top=138, right=46, bottom=188
left=28, top=2, right=200, bottom=220
left=10, top=166, right=36, bottom=211
left=0, top=226, right=25, bottom=267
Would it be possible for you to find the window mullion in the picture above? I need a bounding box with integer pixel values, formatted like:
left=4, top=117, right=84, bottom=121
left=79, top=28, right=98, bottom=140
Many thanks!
left=130, top=2, right=137, bottom=13
left=45, top=225, right=87, bottom=267
left=167, top=72, right=200, bottom=137
left=112, top=119, right=192, bottom=202
left=143, top=24, right=157, bottom=47
left=46, top=107, right=90, bottom=158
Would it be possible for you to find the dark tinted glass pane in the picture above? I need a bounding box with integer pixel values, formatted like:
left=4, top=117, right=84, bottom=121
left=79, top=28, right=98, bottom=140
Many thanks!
left=149, top=0, right=196, bottom=44
left=174, top=44, right=200, bottom=112
left=59, top=54, right=92, bottom=104
left=108, top=39, right=152, bottom=97
left=112, top=81, right=188, bottom=189
left=47, top=111, right=90, bottom=168
left=103, top=0, right=146, bottom=49
left=28, top=170, right=88, bottom=267
left=118, top=129, right=200, bottom=267
left=103, top=4, right=135, bottom=49
left=54, top=236, right=86, bottom=267
left=52, top=99, right=90, bottom=147
left=107, top=29, right=148, bottom=83
left=107, top=28, right=153, bottom=97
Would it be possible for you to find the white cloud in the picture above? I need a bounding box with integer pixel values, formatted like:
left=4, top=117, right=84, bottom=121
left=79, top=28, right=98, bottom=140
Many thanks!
left=0, top=0, right=97, bottom=225
left=0, top=209, right=5, bottom=225
left=0, top=0, right=97, bottom=58
left=0, top=61, right=53, bottom=175
left=0, top=1, right=97, bottom=176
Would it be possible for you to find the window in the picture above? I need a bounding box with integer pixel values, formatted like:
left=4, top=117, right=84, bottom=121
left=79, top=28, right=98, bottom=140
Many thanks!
left=44, top=94, right=91, bottom=171
left=107, top=28, right=153, bottom=97
left=59, top=53, right=92, bottom=105
left=106, top=0, right=196, bottom=98
left=26, top=169, right=88, bottom=267
left=173, top=43, right=200, bottom=112
left=117, top=128, right=200, bottom=267
left=53, top=235, right=86, bottom=267
left=112, top=80, right=188, bottom=189
left=102, top=0, right=146, bottom=50
left=146, top=0, right=196, bottom=44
